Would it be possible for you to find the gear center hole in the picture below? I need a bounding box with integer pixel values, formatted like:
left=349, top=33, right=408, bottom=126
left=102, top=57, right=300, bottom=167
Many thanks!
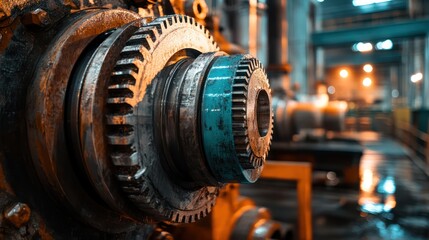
left=256, top=89, right=270, bottom=137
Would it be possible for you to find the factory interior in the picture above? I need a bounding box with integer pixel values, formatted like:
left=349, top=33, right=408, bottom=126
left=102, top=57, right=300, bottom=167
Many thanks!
left=0, top=0, right=429, bottom=239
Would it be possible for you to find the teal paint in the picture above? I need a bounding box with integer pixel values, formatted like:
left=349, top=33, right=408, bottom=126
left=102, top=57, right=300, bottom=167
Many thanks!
left=201, top=55, right=252, bottom=183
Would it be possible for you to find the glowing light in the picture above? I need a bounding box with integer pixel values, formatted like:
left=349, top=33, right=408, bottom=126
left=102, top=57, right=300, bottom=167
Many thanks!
left=352, top=42, right=373, bottom=52
left=376, top=39, right=393, bottom=50
left=337, top=101, right=348, bottom=110
left=362, top=203, right=384, bottom=213
left=377, top=177, right=396, bottom=194
left=361, top=195, right=396, bottom=214
left=392, top=89, right=399, bottom=98
left=339, top=69, right=349, bottom=78
left=411, top=72, right=423, bottom=83
left=317, top=0, right=324, bottom=2
left=362, top=77, right=372, bottom=87
left=327, top=171, right=337, bottom=181
left=327, top=86, right=336, bottom=94
left=363, top=64, right=373, bottom=73
left=384, top=195, right=397, bottom=211
left=353, top=0, right=391, bottom=7
left=361, top=169, right=374, bottom=192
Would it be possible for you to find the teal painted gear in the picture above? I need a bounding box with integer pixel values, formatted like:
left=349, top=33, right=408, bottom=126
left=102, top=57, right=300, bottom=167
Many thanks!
left=201, top=54, right=273, bottom=183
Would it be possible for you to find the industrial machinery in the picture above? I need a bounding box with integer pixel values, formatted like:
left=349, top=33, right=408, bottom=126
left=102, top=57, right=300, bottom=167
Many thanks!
left=167, top=184, right=292, bottom=240
left=271, top=92, right=363, bottom=186
left=0, top=0, right=274, bottom=238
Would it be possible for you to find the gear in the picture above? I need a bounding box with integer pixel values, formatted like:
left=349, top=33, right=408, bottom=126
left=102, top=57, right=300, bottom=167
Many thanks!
left=232, top=58, right=271, bottom=169
left=106, top=15, right=219, bottom=223
left=201, top=55, right=273, bottom=183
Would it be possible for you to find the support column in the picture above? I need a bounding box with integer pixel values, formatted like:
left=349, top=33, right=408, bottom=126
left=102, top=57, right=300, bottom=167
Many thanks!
left=385, top=66, right=396, bottom=110
left=288, top=0, right=310, bottom=95
left=423, top=35, right=429, bottom=109
left=223, top=0, right=267, bottom=63
left=402, top=39, right=414, bottom=108
left=312, top=2, right=324, bottom=92
left=267, top=0, right=289, bottom=94
left=413, top=38, right=424, bottom=108
left=391, top=65, right=401, bottom=108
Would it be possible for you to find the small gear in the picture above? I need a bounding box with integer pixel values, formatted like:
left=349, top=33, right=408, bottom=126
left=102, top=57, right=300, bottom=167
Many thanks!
left=200, top=54, right=273, bottom=183
left=232, top=58, right=271, bottom=169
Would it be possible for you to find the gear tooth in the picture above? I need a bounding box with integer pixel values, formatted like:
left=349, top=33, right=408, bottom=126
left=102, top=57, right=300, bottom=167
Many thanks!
left=162, top=20, right=168, bottom=30
left=249, top=59, right=257, bottom=69
left=111, top=70, right=138, bottom=86
left=107, top=135, right=134, bottom=145
left=173, top=15, right=178, bottom=23
left=166, top=16, right=173, bottom=26
left=106, top=97, right=134, bottom=105
left=106, top=114, right=135, bottom=125
left=107, top=87, right=134, bottom=98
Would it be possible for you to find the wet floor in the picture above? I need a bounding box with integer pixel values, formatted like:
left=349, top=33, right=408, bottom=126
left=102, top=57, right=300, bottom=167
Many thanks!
left=240, top=132, right=429, bottom=240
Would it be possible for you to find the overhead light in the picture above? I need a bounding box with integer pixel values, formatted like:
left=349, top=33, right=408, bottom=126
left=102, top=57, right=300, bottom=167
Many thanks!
left=352, top=0, right=391, bottom=7
left=362, top=77, right=372, bottom=87
left=363, top=64, right=373, bottom=73
left=339, top=69, right=349, bottom=78
left=317, top=0, right=324, bottom=2
left=375, top=39, right=393, bottom=50
left=352, top=42, right=373, bottom=52
left=411, top=72, right=423, bottom=83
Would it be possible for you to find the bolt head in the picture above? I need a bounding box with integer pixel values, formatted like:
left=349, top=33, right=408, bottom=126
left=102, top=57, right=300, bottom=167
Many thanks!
left=4, top=203, right=31, bottom=228
left=21, top=8, right=49, bottom=28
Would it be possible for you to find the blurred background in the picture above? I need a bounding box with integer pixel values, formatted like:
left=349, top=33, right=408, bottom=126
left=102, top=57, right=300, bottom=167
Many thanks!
left=203, top=0, right=429, bottom=239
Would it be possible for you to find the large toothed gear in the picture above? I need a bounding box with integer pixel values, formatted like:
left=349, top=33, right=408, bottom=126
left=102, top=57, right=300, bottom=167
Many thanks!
left=104, top=15, right=220, bottom=223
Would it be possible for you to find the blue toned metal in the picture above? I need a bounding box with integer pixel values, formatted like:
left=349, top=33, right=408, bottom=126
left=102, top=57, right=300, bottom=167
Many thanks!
left=201, top=55, right=242, bottom=182
left=201, top=54, right=264, bottom=183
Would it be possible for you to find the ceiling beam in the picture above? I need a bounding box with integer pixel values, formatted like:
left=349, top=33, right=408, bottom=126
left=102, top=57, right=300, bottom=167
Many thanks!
left=312, top=18, right=429, bottom=47
left=325, top=51, right=402, bottom=67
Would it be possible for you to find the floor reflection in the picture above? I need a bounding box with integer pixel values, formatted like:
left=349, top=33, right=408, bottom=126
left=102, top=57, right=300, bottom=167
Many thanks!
left=355, top=137, right=429, bottom=240
left=240, top=133, right=429, bottom=239
left=359, top=157, right=397, bottom=214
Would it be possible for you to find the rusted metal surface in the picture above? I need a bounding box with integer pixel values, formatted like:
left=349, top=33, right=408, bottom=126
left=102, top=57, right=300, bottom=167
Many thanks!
left=26, top=9, right=141, bottom=232
left=69, top=17, right=151, bottom=223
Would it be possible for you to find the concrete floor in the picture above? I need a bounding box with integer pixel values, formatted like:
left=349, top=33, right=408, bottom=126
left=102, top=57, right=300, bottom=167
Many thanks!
left=241, top=132, right=429, bottom=240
